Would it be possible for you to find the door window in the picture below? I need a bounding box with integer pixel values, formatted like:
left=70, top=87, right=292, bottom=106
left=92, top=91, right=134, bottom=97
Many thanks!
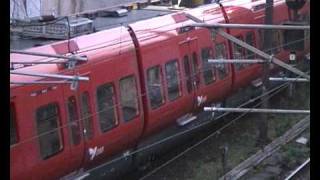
left=120, top=76, right=139, bottom=121
left=36, top=103, right=63, bottom=159
left=183, top=55, right=193, bottom=93
left=165, top=60, right=181, bottom=101
left=215, top=43, right=229, bottom=79
left=233, top=36, right=246, bottom=71
left=67, top=96, right=81, bottom=145
left=191, top=52, right=200, bottom=87
left=80, top=92, right=93, bottom=140
left=201, top=48, right=216, bottom=85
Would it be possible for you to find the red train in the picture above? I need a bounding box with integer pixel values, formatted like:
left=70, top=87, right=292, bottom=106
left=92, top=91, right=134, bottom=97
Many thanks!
left=10, top=0, right=309, bottom=179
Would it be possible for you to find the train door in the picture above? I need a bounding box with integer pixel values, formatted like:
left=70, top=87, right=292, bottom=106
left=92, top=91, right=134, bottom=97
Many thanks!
left=61, top=77, right=88, bottom=174
left=179, top=37, right=200, bottom=109
left=29, top=84, right=76, bottom=179
left=76, top=73, right=96, bottom=164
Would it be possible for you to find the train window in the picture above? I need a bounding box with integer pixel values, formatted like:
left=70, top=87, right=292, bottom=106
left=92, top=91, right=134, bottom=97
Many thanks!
left=183, top=55, right=193, bottom=93
left=283, top=29, right=305, bottom=51
left=67, top=96, right=81, bottom=145
left=165, top=60, right=181, bottom=101
left=36, top=103, right=62, bottom=159
left=215, top=43, right=229, bottom=79
left=10, top=104, right=18, bottom=145
left=245, top=32, right=256, bottom=60
left=96, top=84, right=117, bottom=132
left=233, top=36, right=246, bottom=71
left=80, top=92, right=93, bottom=140
left=147, top=66, right=164, bottom=109
left=201, top=48, right=216, bottom=85
left=120, top=76, right=139, bottom=121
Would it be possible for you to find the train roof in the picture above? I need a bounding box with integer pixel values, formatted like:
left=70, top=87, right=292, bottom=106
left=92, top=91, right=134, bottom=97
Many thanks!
left=10, top=0, right=287, bottom=88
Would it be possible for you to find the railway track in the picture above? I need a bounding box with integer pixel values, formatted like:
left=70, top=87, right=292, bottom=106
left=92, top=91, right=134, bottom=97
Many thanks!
left=284, top=158, right=310, bottom=180
left=132, top=81, right=309, bottom=180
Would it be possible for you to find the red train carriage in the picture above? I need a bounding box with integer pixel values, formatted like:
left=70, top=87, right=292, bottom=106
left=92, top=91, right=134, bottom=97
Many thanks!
left=11, top=27, right=145, bottom=179
left=10, top=0, right=309, bottom=179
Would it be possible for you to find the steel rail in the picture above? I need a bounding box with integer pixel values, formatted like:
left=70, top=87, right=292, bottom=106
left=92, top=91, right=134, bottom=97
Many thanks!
left=284, top=158, right=310, bottom=180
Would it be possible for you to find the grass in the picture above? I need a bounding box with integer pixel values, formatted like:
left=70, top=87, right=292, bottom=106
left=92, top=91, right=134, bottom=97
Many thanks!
left=147, top=82, right=309, bottom=180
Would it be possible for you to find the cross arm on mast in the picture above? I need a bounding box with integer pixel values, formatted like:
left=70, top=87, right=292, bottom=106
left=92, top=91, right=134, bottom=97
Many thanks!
left=10, top=71, right=89, bottom=81
left=10, top=49, right=87, bottom=62
left=214, top=29, right=310, bottom=80
left=184, top=14, right=309, bottom=80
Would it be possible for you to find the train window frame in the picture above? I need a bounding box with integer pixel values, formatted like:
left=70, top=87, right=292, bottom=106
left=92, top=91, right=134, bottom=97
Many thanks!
left=233, top=35, right=246, bottom=71
left=96, top=83, right=118, bottom=133
left=10, top=103, right=18, bottom=146
left=146, top=65, right=165, bottom=109
left=165, top=59, right=182, bottom=101
left=80, top=92, right=94, bottom=140
left=215, top=42, right=229, bottom=80
left=201, top=47, right=216, bottom=85
left=119, top=75, right=139, bottom=122
left=66, top=96, right=81, bottom=146
left=35, top=103, right=63, bottom=160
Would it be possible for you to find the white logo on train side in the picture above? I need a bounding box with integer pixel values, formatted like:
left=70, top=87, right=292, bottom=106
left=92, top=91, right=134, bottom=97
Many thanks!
left=197, top=95, right=207, bottom=106
left=88, top=146, right=104, bottom=160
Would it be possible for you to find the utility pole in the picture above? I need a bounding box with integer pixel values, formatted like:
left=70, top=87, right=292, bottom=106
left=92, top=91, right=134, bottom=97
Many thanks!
left=257, top=0, right=273, bottom=147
